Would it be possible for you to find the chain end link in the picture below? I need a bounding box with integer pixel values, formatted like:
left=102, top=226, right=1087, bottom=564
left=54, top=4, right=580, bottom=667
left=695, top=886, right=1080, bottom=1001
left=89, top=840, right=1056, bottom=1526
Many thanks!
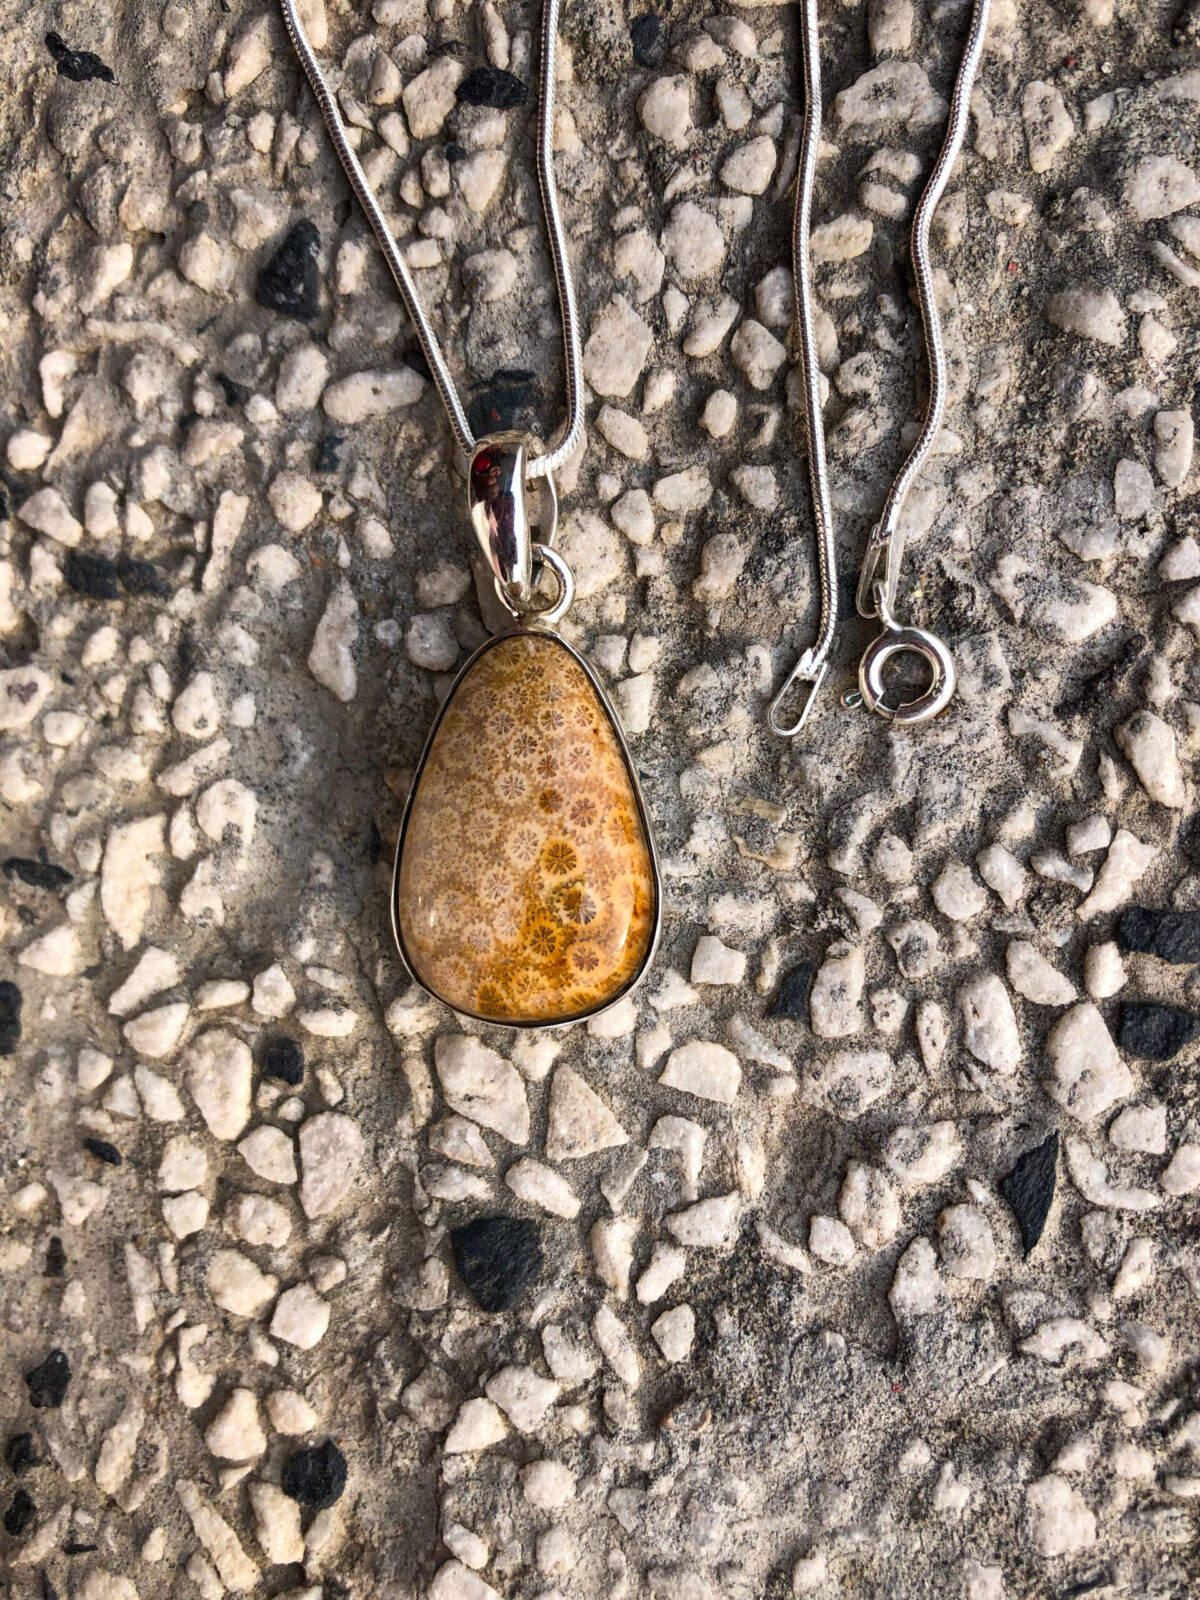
left=856, top=522, right=893, bottom=618
left=767, top=651, right=830, bottom=736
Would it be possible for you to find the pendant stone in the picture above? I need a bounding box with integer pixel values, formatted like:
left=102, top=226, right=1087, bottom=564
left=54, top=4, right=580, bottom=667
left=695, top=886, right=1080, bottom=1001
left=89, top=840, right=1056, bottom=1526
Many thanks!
left=395, top=631, right=657, bottom=1025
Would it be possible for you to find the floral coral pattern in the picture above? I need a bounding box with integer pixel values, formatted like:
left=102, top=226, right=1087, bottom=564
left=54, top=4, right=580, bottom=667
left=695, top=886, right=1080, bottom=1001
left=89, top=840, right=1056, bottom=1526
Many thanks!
left=396, top=632, right=656, bottom=1023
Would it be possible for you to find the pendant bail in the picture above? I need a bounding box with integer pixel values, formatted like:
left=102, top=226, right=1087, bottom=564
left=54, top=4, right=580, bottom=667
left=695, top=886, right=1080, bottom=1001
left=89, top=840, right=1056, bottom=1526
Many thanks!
left=468, top=432, right=535, bottom=603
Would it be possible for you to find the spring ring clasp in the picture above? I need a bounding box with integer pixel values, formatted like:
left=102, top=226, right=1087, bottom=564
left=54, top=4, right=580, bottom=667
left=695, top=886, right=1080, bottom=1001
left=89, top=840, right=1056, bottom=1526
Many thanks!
left=858, top=582, right=956, bottom=725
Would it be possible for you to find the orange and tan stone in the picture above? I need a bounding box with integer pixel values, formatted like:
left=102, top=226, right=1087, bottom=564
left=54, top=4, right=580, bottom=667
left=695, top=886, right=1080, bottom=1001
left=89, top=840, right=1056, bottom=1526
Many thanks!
left=395, top=631, right=656, bottom=1024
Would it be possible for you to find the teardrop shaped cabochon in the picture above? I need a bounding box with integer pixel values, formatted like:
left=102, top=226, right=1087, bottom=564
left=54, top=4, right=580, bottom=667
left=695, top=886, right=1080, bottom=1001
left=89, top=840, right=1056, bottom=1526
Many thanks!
left=394, top=630, right=659, bottom=1026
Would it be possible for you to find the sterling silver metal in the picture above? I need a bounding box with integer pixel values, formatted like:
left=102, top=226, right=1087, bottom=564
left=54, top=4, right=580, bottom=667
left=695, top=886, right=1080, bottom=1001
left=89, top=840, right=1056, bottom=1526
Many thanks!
left=468, top=434, right=536, bottom=603
left=494, top=543, right=575, bottom=628
left=391, top=627, right=663, bottom=1030
left=770, top=0, right=992, bottom=733
left=857, top=583, right=956, bottom=723
left=278, top=0, right=583, bottom=480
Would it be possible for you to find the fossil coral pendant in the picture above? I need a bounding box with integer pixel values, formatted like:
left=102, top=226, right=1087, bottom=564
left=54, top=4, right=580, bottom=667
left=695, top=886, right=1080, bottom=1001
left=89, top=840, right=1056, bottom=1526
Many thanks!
left=393, top=628, right=660, bottom=1027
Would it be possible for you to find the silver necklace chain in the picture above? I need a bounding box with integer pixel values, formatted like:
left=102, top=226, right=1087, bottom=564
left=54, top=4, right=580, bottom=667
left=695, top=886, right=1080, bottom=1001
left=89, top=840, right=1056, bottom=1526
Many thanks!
left=770, top=0, right=992, bottom=734
left=278, top=0, right=584, bottom=480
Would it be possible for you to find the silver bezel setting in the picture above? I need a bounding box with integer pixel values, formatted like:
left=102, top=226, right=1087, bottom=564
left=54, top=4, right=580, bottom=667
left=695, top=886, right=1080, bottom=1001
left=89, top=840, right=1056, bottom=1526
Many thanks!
left=391, top=623, right=663, bottom=1031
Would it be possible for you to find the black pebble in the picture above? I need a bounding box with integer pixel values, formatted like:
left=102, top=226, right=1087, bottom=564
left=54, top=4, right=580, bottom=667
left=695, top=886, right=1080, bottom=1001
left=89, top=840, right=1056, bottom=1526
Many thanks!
left=44, top=1237, right=66, bottom=1277
left=4, top=1487, right=34, bottom=1537
left=450, top=1214, right=543, bottom=1313
left=62, top=1542, right=98, bottom=1554
left=1000, top=1131, right=1058, bottom=1256
left=216, top=372, right=251, bottom=406
left=83, top=1137, right=122, bottom=1166
left=256, top=221, right=322, bottom=322
left=3, top=857, right=72, bottom=891
left=63, top=551, right=120, bottom=601
left=1120, top=1001, right=1200, bottom=1061
left=630, top=13, right=666, bottom=67
left=1118, top=907, right=1200, bottom=966
left=456, top=66, right=528, bottom=108
left=5, top=1431, right=36, bottom=1475
left=0, top=980, right=22, bottom=1057
left=25, top=1349, right=71, bottom=1409
left=281, top=1440, right=347, bottom=1509
left=45, top=31, right=115, bottom=83
left=115, top=556, right=171, bottom=598
left=468, top=369, right=539, bottom=437
left=316, top=434, right=345, bottom=474
left=771, top=962, right=814, bottom=1020
left=42, top=1575, right=60, bottom=1600
left=262, top=1035, right=304, bottom=1085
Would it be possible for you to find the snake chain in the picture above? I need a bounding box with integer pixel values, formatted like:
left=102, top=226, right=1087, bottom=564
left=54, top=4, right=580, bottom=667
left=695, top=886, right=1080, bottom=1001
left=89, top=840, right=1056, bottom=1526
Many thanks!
left=278, top=0, right=584, bottom=479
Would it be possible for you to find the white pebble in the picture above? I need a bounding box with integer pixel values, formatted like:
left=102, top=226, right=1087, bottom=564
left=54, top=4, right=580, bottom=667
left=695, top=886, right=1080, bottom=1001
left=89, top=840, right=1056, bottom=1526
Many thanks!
left=1161, top=1144, right=1200, bottom=1196
left=298, top=1112, right=364, bottom=1218
left=207, top=1248, right=277, bottom=1317
left=1115, top=711, right=1185, bottom=808
left=701, top=389, right=737, bottom=438
left=124, top=1001, right=189, bottom=1058
left=958, top=974, right=1021, bottom=1074
left=1109, top=1103, right=1167, bottom=1155
left=323, top=368, right=425, bottom=422
left=1045, top=1003, right=1132, bottom=1121
left=638, top=76, right=692, bottom=149
left=690, top=934, right=746, bottom=986
left=721, top=136, right=777, bottom=196
left=1026, top=1475, right=1097, bottom=1557
left=665, top=1192, right=741, bottom=1248
left=931, top=861, right=988, bottom=921
left=159, top=1135, right=207, bottom=1192
left=17, top=487, right=82, bottom=547
left=485, top=1365, right=561, bottom=1431
left=185, top=1029, right=252, bottom=1140
left=308, top=581, right=359, bottom=703
left=1006, top=941, right=1076, bottom=1006
left=582, top=297, right=654, bottom=398
left=636, top=1242, right=688, bottom=1304
left=659, top=1040, right=741, bottom=1104
left=405, top=613, right=459, bottom=671
left=505, top=1157, right=579, bottom=1219
left=545, top=1065, right=626, bottom=1158
left=270, top=1283, right=330, bottom=1349
left=205, top=1388, right=266, bottom=1462
left=238, top=1125, right=297, bottom=1184
left=276, top=344, right=329, bottom=413
left=651, top=1303, right=695, bottom=1362
left=730, top=319, right=788, bottom=389
left=267, top=1389, right=319, bottom=1434
left=839, top=1161, right=899, bottom=1250
left=522, top=1459, right=576, bottom=1509
left=810, top=943, right=865, bottom=1037
left=809, top=1215, right=856, bottom=1267
left=976, top=842, right=1026, bottom=909
left=662, top=201, right=726, bottom=281
left=938, top=1205, right=995, bottom=1279
left=591, top=1304, right=640, bottom=1388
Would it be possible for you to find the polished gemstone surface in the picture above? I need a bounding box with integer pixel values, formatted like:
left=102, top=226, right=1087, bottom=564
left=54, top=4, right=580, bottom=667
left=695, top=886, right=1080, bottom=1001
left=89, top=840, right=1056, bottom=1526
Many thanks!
left=395, top=631, right=656, bottom=1024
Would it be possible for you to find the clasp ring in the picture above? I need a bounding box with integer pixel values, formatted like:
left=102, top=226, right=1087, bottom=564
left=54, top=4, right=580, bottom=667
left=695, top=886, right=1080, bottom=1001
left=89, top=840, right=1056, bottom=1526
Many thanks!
left=494, top=542, right=574, bottom=628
